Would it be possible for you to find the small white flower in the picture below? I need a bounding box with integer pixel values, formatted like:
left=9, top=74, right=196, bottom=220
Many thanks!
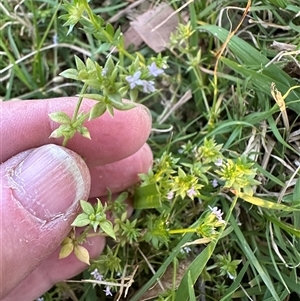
left=187, top=187, right=197, bottom=198
left=180, top=246, right=192, bottom=254
left=140, top=80, right=155, bottom=93
left=167, top=191, right=174, bottom=200
left=91, top=268, right=103, bottom=281
left=212, top=179, right=218, bottom=188
left=52, top=34, right=58, bottom=45
left=215, top=158, right=223, bottom=166
left=104, top=285, right=113, bottom=296
left=208, top=206, right=225, bottom=223
left=101, top=68, right=108, bottom=76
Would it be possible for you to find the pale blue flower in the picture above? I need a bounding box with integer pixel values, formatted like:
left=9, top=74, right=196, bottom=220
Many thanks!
left=148, top=62, right=164, bottom=77
left=91, top=268, right=103, bottom=281
left=36, top=298, right=44, bottom=301
left=215, top=158, right=223, bottom=166
left=101, top=68, right=108, bottom=76
left=104, top=285, right=113, bottom=296
left=52, top=34, right=58, bottom=45
left=125, top=71, right=142, bottom=89
left=180, top=246, right=192, bottom=254
left=208, top=206, right=225, bottom=223
left=212, top=179, right=218, bottom=188
left=140, top=80, right=155, bottom=93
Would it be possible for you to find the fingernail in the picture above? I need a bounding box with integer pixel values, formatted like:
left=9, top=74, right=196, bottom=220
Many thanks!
left=9, top=144, right=90, bottom=221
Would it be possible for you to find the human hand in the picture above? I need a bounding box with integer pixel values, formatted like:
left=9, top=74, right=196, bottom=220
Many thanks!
left=0, top=97, right=152, bottom=301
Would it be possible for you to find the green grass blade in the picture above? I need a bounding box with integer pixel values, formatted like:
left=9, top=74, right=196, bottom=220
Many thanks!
left=228, top=207, right=281, bottom=301
left=199, top=24, right=300, bottom=114
left=265, top=215, right=300, bottom=238
left=174, top=242, right=215, bottom=301
left=238, top=193, right=300, bottom=211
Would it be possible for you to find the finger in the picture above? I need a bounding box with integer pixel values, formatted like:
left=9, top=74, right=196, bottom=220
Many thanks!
left=2, top=234, right=105, bottom=301
left=1, top=232, right=105, bottom=301
left=0, top=144, right=91, bottom=299
left=1, top=97, right=152, bottom=165
left=2, top=192, right=132, bottom=301
left=89, top=143, right=152, bottom=198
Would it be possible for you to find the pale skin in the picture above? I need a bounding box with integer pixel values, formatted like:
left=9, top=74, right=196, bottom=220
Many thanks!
left=0, top=97, right=153, bottom=300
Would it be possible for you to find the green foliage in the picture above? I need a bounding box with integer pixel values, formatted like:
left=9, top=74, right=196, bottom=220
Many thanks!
left=215, top=253, right=242, bottom=280
left=2, top=0, right=300, bottom=300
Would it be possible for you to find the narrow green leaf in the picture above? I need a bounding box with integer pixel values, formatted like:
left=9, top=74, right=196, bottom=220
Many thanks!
left=104, top=56, right=115, bottom=75
left=59, top=68, right=79, bottom=80
left=200, top=24, right=300, bottom=114
left=265, top=215, right=300, bottom=238
left=89, top=102, right=105, bottom=120
left=114, top=191, right=128, bottom=203
left=106, top=23, right=114, bottom=37
left=96, top=42, right=111, bottom=53
left=71, top=213, right=90, bottom=227
left=77, top=126, right=91, bottom=139
left=100, top=220, right=116, bottom=239
left=86, top=58, right=96, bottom=71
left=79, top=93, right=104, bottom=102
left=187, top=272, right=196, bottom=301
left=229, top=210, right=281, bottom=301
left=128, top=232, right=195, bottom=301
left=292, top=178, right=300, bottom=204
left=80, top=200, right=94, bottom=215
left=75, top=55, right=86, bottom=71
left=293, top=178, right=300, bottom=235
left=107, top=93, right=122, bottom=104
left=238, top=192, right=300, bottom=211
left=175, top=243, right=215, bottom=301
left=112, top=101, right=136, bottom=111
left=48, top=112, right=71, bottom=124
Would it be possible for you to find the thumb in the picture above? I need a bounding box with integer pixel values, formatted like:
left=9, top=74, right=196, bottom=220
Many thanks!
left=0, top=144, right=91, bottom=298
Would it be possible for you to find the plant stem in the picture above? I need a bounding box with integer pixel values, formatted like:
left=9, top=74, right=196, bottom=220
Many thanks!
left=72, top=83, right=88, bottom=122
left=169, top=228, right=196, bottom=234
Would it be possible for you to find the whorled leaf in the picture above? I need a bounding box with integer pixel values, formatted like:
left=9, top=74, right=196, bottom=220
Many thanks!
left=100, top=220, right=116, bottom=240
left=80, top=200, right=94, bottom=215
left=71, top=212, right=90, bottom=227
left=59, top=238, right=74, bottom=259
left=48, top=111, right=71, bottom=124
left=74, top=245, right=90, bottom=265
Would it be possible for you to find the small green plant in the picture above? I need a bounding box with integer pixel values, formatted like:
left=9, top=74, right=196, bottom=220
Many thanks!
left=3, top=0, right=300, bottom=300
left=49, top=0, right=167, bottom=146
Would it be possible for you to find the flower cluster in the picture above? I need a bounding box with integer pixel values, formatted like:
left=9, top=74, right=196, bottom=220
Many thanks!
left=90, top=269, right=113, bottom=296
left=208, top=206, right=225, bottom=223
left=91, top=268, right=103, bottom=281
left=125, top=62, right=164, bottom=93
left=215, top=253, right=242, bottom=280
left=216, top=156, right=260, bottom=195
left=195, top=206, right=226, bottom=239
